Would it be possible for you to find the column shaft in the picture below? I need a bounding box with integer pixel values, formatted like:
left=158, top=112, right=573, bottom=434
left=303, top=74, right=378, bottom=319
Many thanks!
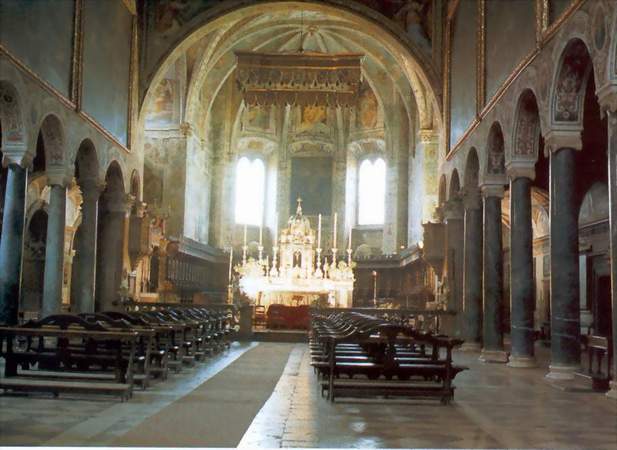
left=548, top=147, right=580, bottom=379
left=42, top=184, right=67, bottom=317
left=509, top=177, right=536, bottom=366
left=463, top=200, right=483, bottom=350
left=444, top=200, right=464, bottom=337
left=73, top=186, right=99, bottom=313
left=95, top=203, right=126, bottom=312
left=0, top=165, right=27, bottom=324
left=607, top=111, right=617, bottom=399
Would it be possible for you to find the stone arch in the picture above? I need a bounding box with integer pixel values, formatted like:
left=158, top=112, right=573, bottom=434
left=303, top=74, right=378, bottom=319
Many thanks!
left=463, top=148, right=480, bottom=189
left=612, top=9, right=617, bottom=79
left=512, top=89, right=541, bottom=162
left=39, top=114, right=66, bottom=168
left=438, top=174, right=447, bottom=205
left=550, top=38, right=593, bottom=127
left=130, top=170, right=140, bottom=198
left=485, top=122, right=505, bottom=177
left=448, top=169, right=460, bottom=200
left=74, top=139, right=99, bottom=182
left=104, top=160, right=126, bottom=195
left=0, top=80, right=27, bottom=151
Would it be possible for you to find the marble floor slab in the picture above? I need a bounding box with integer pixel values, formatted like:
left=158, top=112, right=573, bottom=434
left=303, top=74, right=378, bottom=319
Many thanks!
left=1, top=340, right=616, bottom=449
left=239, top=343, right=617, bottom=449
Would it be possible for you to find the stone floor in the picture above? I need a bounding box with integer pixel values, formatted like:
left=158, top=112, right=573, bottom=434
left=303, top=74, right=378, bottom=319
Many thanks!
left=0, top=341, right=616, bottom=449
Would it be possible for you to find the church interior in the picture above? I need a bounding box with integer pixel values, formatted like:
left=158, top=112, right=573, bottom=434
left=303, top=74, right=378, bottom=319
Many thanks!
left=0, top=0, right=616, bottom=449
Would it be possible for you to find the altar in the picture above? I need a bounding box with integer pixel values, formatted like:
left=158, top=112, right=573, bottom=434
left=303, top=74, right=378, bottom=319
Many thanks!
left=235, top=199, right=354, bottom=308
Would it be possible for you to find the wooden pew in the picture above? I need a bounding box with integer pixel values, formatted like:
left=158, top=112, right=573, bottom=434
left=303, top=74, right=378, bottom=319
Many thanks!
left=579, top=334, right=612, bottom=391
left=0, top=325, right=138, bottom=401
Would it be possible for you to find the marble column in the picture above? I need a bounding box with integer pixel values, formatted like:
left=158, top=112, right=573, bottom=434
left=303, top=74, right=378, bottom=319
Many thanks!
left=547, top=140, right=581, bottom=380
left=41, top=177, right=68, bottom=317
left=462, top=189, right=483, bottom=351
left=599, top=89, right=617, bottom=399
left=507, top=164, right=537, bottom=367
left=95, top=190, right=131, bottom=312
left=72, top=178, right=103, bottom=313
left=0, top=161, right=29, bottom=325
left=443, top=197, right=464, bottom=336
left=480, top=184, right=508, bottom=363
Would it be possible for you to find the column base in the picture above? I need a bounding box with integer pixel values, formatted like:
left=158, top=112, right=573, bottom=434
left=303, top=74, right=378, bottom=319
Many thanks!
left=479, top=349, right=509, bottom=363
left=606, top=381, right=617, bottom=400
left=460, top=342, right=482, bottom=352
left=507, top=355, right=537, bottom=368
left=545, top=364, right=580, bottom=380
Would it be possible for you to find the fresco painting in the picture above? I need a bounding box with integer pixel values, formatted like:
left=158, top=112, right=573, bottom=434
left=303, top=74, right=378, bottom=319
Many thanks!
left=145, top=62, right=183, bottom=130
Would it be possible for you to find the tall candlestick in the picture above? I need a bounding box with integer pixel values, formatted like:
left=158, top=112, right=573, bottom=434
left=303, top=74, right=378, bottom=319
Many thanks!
left=259, top=222, right=263, bottom=246
left=317, top=214, right=322, bottom=248
left=333, top=213, right=337, bottom=249
left=348, top=227, right=352, bottom=250
left=274, top=212, right=278, bottom=246
left=243, top=223, right=247, bottom=247
left=228, top=248, right=233, bottom=283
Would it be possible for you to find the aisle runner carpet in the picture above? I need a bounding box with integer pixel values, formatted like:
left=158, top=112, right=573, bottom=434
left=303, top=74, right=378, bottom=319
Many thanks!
left=113, top=343, right=294, bottom=447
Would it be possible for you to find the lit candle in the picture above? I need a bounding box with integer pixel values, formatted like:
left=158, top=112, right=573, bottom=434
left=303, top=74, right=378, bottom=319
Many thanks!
left=317, top=214, right=322, bottom=248
left=274, top=212, right=278, bottom=246
left=333, top=213, right=337, bottom=248
left=243, top=223, right=247, bottom=247
left=228, top=248, right=233, bottom=283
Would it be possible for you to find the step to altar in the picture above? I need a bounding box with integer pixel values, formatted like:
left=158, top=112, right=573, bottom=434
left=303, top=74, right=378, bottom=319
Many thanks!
left=251, top=329, right=309, bottom=343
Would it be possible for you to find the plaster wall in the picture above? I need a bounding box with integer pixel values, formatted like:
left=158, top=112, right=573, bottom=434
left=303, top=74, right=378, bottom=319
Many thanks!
left=0, top=0, right=74, bottom=97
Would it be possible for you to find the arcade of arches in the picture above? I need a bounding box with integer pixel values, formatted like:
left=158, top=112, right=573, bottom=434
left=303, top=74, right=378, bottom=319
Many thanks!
left=0, top=1, right=617, bottom=449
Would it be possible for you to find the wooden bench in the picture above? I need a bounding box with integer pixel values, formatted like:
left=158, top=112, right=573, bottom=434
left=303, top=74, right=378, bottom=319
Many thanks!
left=0, top=326, right=138, bottom=401
left=310, top=311, right=467, bottom=404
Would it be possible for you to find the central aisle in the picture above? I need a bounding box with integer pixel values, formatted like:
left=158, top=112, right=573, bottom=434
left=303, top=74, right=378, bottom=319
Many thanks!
left=113, top=342, right=294, bottom=448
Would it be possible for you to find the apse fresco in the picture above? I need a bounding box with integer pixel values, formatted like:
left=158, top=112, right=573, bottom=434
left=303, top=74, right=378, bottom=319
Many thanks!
left=289, top=157, right=333, bottom=216
left=0, top=0, right=74, bottom=97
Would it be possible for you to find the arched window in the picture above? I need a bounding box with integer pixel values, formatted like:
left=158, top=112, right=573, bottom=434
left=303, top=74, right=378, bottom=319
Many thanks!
left=358, top=157, right=386, bottom=225
left=235, top=156, right=265, bottom=225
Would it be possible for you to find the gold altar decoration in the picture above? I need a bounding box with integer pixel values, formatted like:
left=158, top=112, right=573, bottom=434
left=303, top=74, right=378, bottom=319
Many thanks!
left=235, top=51, right=364, bottom=108
left=235, top=198, right=355, bottom=308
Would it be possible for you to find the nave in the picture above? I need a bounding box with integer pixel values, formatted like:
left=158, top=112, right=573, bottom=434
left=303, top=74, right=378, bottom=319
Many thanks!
left=1, top=341, right=615, bottom=449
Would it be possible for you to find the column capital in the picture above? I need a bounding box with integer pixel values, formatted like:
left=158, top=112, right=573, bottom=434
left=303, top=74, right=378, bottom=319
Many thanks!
left=132, top=201, right=148, bottom=218
left=443, top=197, right=464, bottom=221
left=418, top=129, right=439, bottom=144
left=462, top=188, right=482, bottom=211
left=1, top=146, right=33, bottom=169
left=506, top=160, right=535, bottom=181
left=79, top=177, right=106, bottom=202
left=544, top=129, right=582, bottom=154
left=596, top=82, right=617, bottom=115
left=101, top=190, right=134, bottom=214
left=481, top=184, right=505, bottom=199
left=46, top=166, right=73, bottom=187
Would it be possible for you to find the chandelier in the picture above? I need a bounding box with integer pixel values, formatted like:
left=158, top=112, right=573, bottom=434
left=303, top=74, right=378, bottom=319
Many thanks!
left=235, top=51, right=364, bottom=108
